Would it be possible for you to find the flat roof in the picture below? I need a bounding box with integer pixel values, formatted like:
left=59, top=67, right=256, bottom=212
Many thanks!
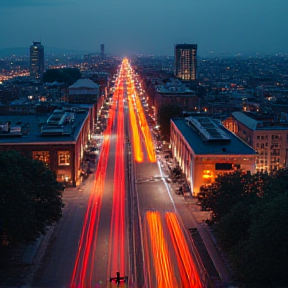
left=175, top=44, right=197, bottom=49
left=0, top=111, right=88, bottom=145
left=172, top=117, right=256, bottom=156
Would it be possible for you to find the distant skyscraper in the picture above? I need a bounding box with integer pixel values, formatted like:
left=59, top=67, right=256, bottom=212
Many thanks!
left=30, top=41, right=44, bottom=79
left=100, top=43, right=105, bottom=59
left=174, top=44, right=197, bottom=82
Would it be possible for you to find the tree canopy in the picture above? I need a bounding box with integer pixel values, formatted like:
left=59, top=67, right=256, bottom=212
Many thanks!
left=0, top=151, right=64, bottom=245
left=157, top=104, right=182, bottom=141
left=197, top=169, right=288, bottom=286
left=230, top=191, right=288, bottom=286
left=198, top=171, right=269, bottom=223
left=43, top=68, right=81, bottom=86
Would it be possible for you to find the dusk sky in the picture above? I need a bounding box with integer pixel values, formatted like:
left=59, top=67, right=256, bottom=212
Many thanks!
left=0, top=0, right=288, bottom=56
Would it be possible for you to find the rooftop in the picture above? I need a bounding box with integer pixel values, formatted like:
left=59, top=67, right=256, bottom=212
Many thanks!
left=156, top=78, right=195, bottom=95
left=175, top=44, right=197, bottom=49
left=0, top=107, right=89, bottom=145
left=233, top=111, right=288, bottom=130
left=69, top=78, right=99, bottom=89
left=172, top=116, right=256, bottom=156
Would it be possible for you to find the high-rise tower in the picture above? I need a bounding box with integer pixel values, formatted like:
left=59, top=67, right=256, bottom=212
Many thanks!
left=30, top=41, right=44, bottom=79
left=100, top=43, right=105, bottom=59
left=174, top=44, right=197, bottom=82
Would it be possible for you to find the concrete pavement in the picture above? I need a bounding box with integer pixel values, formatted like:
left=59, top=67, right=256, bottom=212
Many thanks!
left=11, top=146, right=236, bottom=288
left=156, top=149, right=236, bottom=288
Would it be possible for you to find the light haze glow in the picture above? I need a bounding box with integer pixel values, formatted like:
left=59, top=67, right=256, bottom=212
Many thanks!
left=0, top=0, right=287, bottom=55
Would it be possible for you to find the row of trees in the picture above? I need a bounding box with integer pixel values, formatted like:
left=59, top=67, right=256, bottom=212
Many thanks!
left=157, top=104, right=182, bottom=141
left=0, top=151, right=64, bottom=245
left=197, top=169, right=288, bottom=287
left=43, top=68, right=81, bottom=86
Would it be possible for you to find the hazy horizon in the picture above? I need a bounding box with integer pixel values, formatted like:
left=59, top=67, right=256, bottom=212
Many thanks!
left=1, top=0, right=288, bottom=56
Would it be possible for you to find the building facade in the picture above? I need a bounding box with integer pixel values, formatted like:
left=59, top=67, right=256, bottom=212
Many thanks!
left=174, top=44, right=197, bottom=82
left=101, top=43, right=105, bottom=59
left=154, top=84, right=198, bottom=118
left=0, top=106, right=92, bottom=186
left=171, top=116, right=256, bottom=195
left=30, top=41, right=44, bottom=79
left=68, top=78, right=99, bottom=104
left=223, top=111, right=288, bottom=173
left=68, top=78, right=100, bottom=132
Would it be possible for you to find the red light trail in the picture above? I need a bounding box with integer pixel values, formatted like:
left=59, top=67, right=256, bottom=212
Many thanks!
left=145, top=211, right=178, bottom=288
left=70, top=58, right=205, bottom=288
left=70, top=66, right=123, bottom=288
left=124, top=59, right=156, bottom=163
left=166, top=212, right=203, bottom=288
left=108, top=64, right=127, bottom=279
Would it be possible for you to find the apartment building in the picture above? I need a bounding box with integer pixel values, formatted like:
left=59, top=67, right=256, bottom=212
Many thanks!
left=223, top=111, right=288, bottom=172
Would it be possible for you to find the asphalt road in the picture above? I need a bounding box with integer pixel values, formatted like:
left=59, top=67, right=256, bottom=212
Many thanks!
left=32, top=174, right=97, bottom=287
left=32, top=76, right=128, bottom=288
left=27, top=59, right=229, bottom=288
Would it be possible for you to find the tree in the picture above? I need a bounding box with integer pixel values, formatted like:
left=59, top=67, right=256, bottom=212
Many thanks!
left=0, top=151, right=64, bottom=245
left=214, top=201, right=252, bottom=251
left=197, top=169, right=288, bottom=286
left=198, top=171, right=269, bottom=223
left=157, top=104, right=182, bottom=141
left=230, top=192, right=288, bottom=287
left=43, top=68, right=82, bottom=86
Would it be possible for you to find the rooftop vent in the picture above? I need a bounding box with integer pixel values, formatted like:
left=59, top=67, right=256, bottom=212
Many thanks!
left=186, top=117, right=231, bottom=143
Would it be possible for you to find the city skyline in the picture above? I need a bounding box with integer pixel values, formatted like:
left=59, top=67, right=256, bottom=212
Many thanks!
left=0, top=0, right=288, bottom=56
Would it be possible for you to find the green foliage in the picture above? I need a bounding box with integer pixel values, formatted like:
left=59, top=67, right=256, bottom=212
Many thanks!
left=230, top=192, right=288, bottom=286
left=43, top=68, right=82, bottom=86
left=157, top=104, right=182, bottom=141
left=0, top=151, right=64, bottom=245
left=198, top=169, right=288, bottom=286
left=214, top=202, right=251, bottom=250
left=198, top=171, right=260, bottom=223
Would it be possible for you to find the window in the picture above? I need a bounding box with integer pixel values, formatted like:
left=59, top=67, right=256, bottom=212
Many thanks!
left=215, top=163, right=233, bottom=170
left=33, top=151, right=50, bottom=164
left=203, top=170, right=212, bottom=183
left=58, top=151, right=70, bottom=166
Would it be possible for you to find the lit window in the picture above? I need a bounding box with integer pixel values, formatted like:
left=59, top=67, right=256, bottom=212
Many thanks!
left=33, top=151, right=50, bottom=164
left=58, top=151, right=70, bottom=166
left=203, top=170, right=212, bottom=183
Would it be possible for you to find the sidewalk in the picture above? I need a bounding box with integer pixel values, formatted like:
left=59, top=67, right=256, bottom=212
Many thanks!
left=0, top=157, right=98, bottom=288
left=156, top=148, right=235, bottom=288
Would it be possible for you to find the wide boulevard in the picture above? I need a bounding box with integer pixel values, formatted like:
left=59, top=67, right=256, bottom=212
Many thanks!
left=32, top=59, right=208, bottom=288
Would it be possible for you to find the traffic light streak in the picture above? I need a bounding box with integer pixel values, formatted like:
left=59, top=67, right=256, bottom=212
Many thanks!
left=146, top=211, right=178, bottom=288
left=70, top=70, right=123, bottom=288
left=124, top=60, right=156, bottom=163
left=109, top=72, right=126, bottom=278
left=166, top=212, right=203, bottom=288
